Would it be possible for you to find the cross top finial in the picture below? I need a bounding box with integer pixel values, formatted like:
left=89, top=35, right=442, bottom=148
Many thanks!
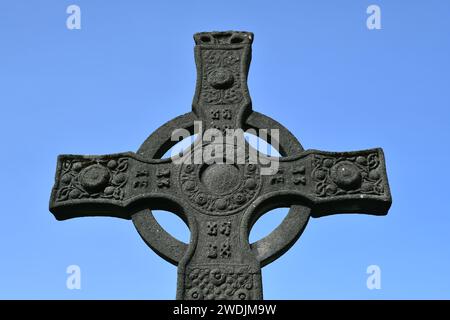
left=194, top=31, right=253, bottom=45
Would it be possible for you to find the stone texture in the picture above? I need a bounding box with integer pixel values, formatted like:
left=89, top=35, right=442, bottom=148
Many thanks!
left=49, top=31, right=392, bottom=300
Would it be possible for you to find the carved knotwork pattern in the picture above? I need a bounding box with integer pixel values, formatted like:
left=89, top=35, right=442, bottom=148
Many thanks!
left=200, top=49, right=243, bottom=105
left=312, top=152, right=384, bottom=197
left=179, top=162, right=261, bottom=215
left=185, top=266, right=254, bottom=300
left=55, top=158, right=128, bottom=201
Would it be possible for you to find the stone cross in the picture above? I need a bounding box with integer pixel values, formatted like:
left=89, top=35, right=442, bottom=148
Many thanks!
left=49, top=31, right=392, bottom=300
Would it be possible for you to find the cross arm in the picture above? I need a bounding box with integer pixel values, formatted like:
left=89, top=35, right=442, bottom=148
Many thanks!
left=49, top=152, right=179, bottom=220
left=260, top=148, right=392, bottom=218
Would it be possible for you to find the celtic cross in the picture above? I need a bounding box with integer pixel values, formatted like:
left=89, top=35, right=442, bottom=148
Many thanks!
left=49, top=31, right=392, bottom=300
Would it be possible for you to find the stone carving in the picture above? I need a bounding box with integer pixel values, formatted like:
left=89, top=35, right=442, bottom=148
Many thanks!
left=220, top=240, right=231, bottom=258
left=55, top=157, right=128, bottom=202
left=292, top=165, right=306, bottom=185
left=312, top=152, right=385, bottom=197
left=133, top=169, right=149, bottom=189
left=185, top=266, right=254, bottom=300
left=49, top=31, right=392, bottom=300
left=220, top=221, right=231, bottom=236
left=207, top=244, right=218, bottom=259
left=200, top=49, right=243, bottom=105
left=270, top=167, right=285, bottom=185
left=210, top=108, right=232, bottom=120
left=179, top=161, right=261, bottom=215
left=206, top=220, right=232, bottom=260
left=156, top=168, right=171, bottom=188
left=207, top=222, right=218, bottom=236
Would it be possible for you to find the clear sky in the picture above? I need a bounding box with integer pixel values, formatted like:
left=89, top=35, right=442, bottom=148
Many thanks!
left=0, top=0, right=449, bottom=299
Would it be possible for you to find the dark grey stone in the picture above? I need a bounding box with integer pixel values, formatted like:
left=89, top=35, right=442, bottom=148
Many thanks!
left=49, top=31, right=392, bottom=300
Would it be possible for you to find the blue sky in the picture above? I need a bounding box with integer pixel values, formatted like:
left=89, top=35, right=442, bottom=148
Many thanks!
left=0, top=0, right=449, bottom=299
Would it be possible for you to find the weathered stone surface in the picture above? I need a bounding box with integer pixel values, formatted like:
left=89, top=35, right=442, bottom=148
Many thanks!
left=49, top=31, right=392, bottom=300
